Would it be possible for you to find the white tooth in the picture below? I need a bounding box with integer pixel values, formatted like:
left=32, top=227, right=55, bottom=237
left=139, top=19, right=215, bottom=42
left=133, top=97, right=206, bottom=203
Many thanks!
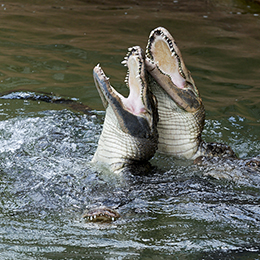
left=90, top=216, right=93, bottom=221
left=94, top=215, right=96, bottom=219
left=136, top=74, right=140, bottom=78
left=171, top=52, right=176, bottom=56
left=121, top=60, right=127, bottom=64
left=112, top=217, right=115, bottom=221
left=128, top=47, right=132, bottom=51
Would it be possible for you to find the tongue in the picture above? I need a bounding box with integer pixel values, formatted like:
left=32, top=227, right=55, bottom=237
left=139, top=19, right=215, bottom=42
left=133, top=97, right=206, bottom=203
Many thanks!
left=122, top=92, right=146, bottom=116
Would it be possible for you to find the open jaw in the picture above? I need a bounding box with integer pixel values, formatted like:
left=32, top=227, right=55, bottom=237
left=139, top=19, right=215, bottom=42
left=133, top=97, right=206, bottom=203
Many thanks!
left=145, top=27, right=202, bottom=112
left=93, top=46, right=157, bottom=138
left=82, top=206, right=120, bottom=223
left=121, top=47, right=147, bottom=116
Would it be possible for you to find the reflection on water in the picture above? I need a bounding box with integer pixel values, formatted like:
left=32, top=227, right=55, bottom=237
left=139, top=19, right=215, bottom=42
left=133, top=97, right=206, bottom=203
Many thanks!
left=0, top=0, right=259, bottom=259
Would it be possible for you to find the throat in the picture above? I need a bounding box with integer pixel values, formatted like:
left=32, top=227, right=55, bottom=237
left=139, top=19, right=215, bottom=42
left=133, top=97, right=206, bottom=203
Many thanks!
left=122, top=91, right=146, bottom=115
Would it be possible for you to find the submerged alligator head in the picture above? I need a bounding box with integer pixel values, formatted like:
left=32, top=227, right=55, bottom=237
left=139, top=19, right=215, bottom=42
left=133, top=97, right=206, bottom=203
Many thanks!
left=92, top=46, right=158, bottom=172
left=82, top=206, right=120, bottom=222
left=145, top=27, right=236, bottom=160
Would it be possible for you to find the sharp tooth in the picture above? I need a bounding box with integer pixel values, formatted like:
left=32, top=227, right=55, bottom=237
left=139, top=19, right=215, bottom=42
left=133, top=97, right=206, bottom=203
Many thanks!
left=128, top=47, right=132, bottom=51
left=90, top=216, right=93, bottom=221
left=121, top=60, right=127, bottom=65
left=136, top=74, right=140, bottom=78
left=171, top=52, right=176, bottom=56
left=112, top=217, right=115, bottom=221
left=94, top=215, right=96, bottom=219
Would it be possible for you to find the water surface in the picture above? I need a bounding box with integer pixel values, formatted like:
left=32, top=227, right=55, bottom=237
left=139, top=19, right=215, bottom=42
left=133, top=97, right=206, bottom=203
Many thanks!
left=0, top=0, right=259, bottom=259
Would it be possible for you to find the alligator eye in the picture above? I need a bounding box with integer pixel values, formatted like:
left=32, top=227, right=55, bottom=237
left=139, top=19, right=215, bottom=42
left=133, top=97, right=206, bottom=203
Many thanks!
left=185, top=81, right=195, bottom=89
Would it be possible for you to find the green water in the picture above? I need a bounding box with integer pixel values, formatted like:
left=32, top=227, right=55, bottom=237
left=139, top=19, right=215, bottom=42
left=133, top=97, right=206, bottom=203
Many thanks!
left=0, top=0, right=259, bottom=259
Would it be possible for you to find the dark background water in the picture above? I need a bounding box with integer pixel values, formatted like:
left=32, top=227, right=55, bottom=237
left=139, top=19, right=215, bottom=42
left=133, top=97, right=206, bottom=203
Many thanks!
left=0, top=0, right=259, bottom=259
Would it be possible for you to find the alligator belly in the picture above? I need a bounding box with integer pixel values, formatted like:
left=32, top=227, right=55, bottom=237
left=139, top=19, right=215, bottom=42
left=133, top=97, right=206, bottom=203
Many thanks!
left=156, top=110, right=200, bottom=159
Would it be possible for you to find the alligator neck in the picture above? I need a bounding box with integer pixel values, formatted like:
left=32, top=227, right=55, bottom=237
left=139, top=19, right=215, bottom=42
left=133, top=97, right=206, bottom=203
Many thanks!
left=92, top=106, right=158, bottom=172
left=148, top=75, right=205, bottom=159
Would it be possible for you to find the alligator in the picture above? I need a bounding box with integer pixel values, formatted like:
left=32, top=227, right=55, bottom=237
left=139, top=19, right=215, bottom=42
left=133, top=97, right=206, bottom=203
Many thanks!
left=85, top=27, right=259, bottom=222
left=145, top=27, right=237, bottom=161
left=82, top=206, right=120, bottom=222
left=92, top=46, right=158, bottom=173
left=0, top=91, right=91, bottom=114
left=84, top=46, right=158, bottom=222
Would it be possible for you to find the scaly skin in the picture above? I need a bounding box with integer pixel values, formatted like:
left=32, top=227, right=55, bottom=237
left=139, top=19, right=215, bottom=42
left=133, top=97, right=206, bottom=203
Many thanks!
left=194, top=155, right=260, bottom=170
left=145, top=27, right=236, bottom=160
left=92, top=46, right=158, bottom=172
left=88, top=47, right=158, bottom=222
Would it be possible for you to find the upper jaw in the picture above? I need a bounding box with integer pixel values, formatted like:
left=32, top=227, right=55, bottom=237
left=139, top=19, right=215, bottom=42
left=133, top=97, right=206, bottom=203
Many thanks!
left=93, top=46, right=158, bottom=138
left=145, top=27, right=203, bottom=113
